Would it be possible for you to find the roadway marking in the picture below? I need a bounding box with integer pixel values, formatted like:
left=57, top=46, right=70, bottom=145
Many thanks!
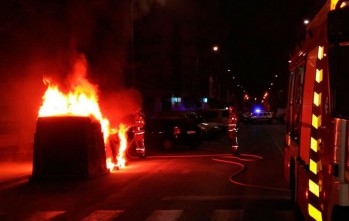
left=145, top=210, right=183, bottom=221
left=82, top=210, right=124, bottom=221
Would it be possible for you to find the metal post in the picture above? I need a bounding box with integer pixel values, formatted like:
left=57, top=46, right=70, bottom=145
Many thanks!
left=131, top=0, right=135, bottom=87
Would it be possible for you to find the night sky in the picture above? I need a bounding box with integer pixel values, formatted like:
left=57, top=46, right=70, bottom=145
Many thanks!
left=191, top=0, right=327, bottom=97
left=0, top=0, right=327, bottom=124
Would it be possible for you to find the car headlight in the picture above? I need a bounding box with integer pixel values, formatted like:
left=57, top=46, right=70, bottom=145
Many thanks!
left=197, top=124, right=208, bottom=131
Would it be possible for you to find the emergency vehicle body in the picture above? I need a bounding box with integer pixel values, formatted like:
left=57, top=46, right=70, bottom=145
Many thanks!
left=284, top=1, right=349, bottom=220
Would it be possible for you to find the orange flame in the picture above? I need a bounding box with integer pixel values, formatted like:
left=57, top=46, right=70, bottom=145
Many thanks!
left=38, top=82, right=111, bottom=141
left=38, top=55, right=128, bottom=171
left=116, top=124, right=128, bottom=169
left=105, top=124, right=128, bottom=170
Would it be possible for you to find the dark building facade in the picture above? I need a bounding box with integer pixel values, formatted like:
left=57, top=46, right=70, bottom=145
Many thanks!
left=131, top=2, right=235, bottom=114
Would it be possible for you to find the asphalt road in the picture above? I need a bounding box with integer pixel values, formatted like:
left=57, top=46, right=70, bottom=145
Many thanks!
left=0, top=120, right=294, bottom=221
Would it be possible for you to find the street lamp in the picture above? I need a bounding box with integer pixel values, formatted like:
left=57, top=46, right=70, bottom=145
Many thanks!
left=212, top=45, right=219, bottom=52
left=196, top=44, right=220, bottom=106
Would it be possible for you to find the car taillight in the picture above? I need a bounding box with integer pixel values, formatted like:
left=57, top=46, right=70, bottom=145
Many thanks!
left=174, top=126, right=181, bottom=136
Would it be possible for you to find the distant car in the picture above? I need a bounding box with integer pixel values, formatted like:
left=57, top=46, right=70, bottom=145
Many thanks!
left=246, top=111, right=273, bottom=124
left=145, top=115, right=201, bottom=150
left=239, top=111, right=252, bottom=123
left=182, top=111, right=223, bottom=138
left=196, top=109, right=229, bottom=131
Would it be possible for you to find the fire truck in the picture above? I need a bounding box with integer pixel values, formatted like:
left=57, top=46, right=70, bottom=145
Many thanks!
left=284, top=0, right=349, bottom=220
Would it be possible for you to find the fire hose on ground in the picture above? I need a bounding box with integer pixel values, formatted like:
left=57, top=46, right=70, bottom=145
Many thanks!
left=134, top=150, right=290, bottom=192
left=211, top=153, right=290, bottom=192
left=121, top=135, right=289, bottom=192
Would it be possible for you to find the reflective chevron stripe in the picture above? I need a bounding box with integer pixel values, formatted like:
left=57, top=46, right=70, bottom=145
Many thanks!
left=308, top=45, right=324, bottom=221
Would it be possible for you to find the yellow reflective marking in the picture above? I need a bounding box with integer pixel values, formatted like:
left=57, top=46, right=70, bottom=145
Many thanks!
left=310, top=159, right=318, bottom=174
left=316, top=69, right=323, bottom=83
left=318, top=46, right=324, bottom=60
left=331, top=0, right=347, bottom=9
left=313, top=92, right=322, bottom=106
left=312, top=114, right=321, bottom=129
left=331, top=0, right=339, bottom=10
left=308, top=203, right=323, bottom=221
left=309, top=179, right=320, bottom=197
left=310, top=137, right=318, bottom=152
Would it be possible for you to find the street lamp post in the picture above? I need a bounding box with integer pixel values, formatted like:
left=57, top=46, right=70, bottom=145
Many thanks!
left=131, top=0, right=135, bottom=87
left=196, top=44, right=220, bottom=108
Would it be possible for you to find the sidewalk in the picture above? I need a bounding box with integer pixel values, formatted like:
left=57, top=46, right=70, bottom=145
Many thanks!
left=0, top=161, right=32, bottom=186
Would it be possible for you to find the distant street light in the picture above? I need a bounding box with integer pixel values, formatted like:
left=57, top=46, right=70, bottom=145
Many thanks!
left=212, top=45, right=219, bottom=52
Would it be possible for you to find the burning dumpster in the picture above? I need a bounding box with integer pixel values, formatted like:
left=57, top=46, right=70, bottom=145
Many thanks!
left=32, top=54, right=131, bottom=175
left=31, top=116, right=109, bottom=181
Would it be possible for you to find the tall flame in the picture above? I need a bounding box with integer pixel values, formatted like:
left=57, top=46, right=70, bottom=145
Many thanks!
left=105, top=124, right=128, bottom=170
left=38, top=55, right=128, bottom=171
left=116, top=124, right=128, bottom=169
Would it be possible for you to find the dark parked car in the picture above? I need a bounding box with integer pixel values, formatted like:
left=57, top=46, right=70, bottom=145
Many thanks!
left=145, top=115, right=201, bottom=150
left=155, top=111, right=223, bottom=138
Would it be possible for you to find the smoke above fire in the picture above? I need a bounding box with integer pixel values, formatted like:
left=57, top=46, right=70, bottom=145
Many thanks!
left=0, top=0, right=158, bottom=161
